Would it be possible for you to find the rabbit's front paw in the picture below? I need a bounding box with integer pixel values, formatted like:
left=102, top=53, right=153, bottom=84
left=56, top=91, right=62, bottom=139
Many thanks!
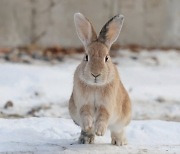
left=79, top=131, right=95, bottom=144
left=82, top=116, right=93, bottom=132
left=95, top=122, right=107, bottom=136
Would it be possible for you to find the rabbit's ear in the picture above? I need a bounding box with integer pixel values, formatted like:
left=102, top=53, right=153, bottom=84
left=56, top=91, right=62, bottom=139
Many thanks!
left=74, top=13, right=97, bottom=47
left=98, top=14, right=124, bottom=49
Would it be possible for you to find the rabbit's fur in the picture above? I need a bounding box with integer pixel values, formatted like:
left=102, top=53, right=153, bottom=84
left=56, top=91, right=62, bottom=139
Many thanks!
left=69, top=13, right=131, bottom=146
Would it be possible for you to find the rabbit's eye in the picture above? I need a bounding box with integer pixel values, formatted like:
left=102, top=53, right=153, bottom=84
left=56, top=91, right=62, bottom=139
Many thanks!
left=105, top=56, right=109, bottom=62
left=84, top=54, right=88, bottom=61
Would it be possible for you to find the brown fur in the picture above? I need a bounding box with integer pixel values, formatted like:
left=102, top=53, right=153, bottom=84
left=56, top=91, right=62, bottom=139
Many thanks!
left=69, top=13, right=131, bottom=145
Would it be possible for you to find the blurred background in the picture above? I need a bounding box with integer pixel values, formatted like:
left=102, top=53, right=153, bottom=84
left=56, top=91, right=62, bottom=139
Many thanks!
left=0, top=0, right=180, bottom=122
left=0, top=0, right=180, bottom=48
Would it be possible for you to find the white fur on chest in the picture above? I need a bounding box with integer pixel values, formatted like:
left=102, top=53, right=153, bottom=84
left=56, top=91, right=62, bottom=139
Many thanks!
left=74, top=84, right=119, bottom=127
left=74, top=88, right=103, bottom=110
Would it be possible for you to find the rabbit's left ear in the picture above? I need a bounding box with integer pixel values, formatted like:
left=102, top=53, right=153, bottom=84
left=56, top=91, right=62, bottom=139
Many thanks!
left=98, top=14, right=124, bottom=49
left=74, top=13, right=97, bottom=47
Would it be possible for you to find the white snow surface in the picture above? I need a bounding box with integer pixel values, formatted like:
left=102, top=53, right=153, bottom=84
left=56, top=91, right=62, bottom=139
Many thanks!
left=0, top=49, right=180, bottom=153
left=0, top=117, right=179, bottom=153
left=0, top=49, right=180, bottom=120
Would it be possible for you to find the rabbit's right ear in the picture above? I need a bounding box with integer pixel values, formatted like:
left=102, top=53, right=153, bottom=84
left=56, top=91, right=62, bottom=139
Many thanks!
left=74, top=13, right=97, bottom=47
left=98, top=14, right=124, bottom=49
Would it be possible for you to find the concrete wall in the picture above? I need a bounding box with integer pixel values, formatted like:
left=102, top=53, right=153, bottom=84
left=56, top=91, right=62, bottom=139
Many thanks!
left=0, top=0, right=180, bottom=48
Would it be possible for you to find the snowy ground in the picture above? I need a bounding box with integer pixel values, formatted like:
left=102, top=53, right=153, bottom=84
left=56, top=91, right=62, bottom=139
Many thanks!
left=0, top=49, right=180, bottom=153
left=0, top=118, right=180, bottom=154
left=0, top=49, right=180, bottom=121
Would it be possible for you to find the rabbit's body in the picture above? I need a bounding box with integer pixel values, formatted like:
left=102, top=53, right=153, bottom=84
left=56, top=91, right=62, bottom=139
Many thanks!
left=69, top=13, right=131, bottom=146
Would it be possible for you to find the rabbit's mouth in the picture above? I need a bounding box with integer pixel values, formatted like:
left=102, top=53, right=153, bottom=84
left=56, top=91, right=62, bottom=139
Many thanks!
left=79, top=72, right=106, bottom=86
left=91, top=78, right=105, bottom=85
left=83, top=78, right=105, bottom=86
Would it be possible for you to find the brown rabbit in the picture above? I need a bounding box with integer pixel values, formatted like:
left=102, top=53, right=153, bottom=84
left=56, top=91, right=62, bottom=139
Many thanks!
left=69, top=13, right=131, bottom=146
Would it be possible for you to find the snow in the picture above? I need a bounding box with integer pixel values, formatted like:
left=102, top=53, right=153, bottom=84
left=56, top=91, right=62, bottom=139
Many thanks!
left=0, top=50, right=180, bottom=120
left=0, top=117, right=179, bottom=153
left=0, top=62, right=74, bottom=117
left=0, top=49, right=180, bottom=153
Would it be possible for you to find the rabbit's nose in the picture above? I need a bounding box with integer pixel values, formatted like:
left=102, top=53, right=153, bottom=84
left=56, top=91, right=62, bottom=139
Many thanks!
left=91, top=73, right=101, bottom=78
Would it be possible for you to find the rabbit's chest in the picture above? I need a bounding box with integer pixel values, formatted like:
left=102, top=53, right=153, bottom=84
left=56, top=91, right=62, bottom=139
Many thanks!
left=75, top=86, right=111, bottom=110
left=80, top=90, right=104, bottom=107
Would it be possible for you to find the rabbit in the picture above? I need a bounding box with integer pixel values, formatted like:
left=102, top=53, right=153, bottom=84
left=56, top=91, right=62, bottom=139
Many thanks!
left=69, top=13, right=131, bottom=146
